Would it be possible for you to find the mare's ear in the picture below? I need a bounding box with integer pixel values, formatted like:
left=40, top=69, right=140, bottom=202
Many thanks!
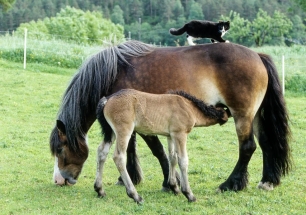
left=56, top=120, right=66, bottom=136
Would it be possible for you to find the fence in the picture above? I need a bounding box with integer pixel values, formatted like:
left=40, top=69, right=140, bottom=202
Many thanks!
left=1, top=29, right=306, bottom=94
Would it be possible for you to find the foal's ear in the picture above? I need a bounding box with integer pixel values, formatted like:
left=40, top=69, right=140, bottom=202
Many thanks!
left=56, top=120, right=66, bottom=136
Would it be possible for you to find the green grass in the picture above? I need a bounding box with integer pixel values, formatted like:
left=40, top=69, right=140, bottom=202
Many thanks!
left=0, top=59, right=306, bottom=214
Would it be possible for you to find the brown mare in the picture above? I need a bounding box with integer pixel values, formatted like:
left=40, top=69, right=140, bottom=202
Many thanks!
left=50, top=40, right=291, bottom=193
left=94, top=89, right=228, bottom=203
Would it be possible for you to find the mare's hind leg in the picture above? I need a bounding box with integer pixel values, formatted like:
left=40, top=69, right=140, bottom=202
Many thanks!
left=113, top=135, right=143, bottom=204
left=253, top=112, right=279, bottom=191
left=219, top=117, right=256, bottom=192
left=94, top=141, right=112, bottom=197
left=140, top=134, right=180, bottom=191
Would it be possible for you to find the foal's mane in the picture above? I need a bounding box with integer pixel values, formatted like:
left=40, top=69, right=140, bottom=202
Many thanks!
left=52, top=40, right=154, bottom=152
left=169, top=91, right=226, bottom=122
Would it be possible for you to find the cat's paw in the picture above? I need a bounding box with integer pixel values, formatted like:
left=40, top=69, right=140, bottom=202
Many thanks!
left=225, top=40, right=230, bottom=43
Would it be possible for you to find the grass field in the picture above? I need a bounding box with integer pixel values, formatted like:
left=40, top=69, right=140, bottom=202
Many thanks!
left=0, top=58, right=305, bottom=215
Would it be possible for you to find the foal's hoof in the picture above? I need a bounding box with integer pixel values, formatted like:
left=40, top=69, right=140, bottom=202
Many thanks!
left=115, top=180, right=125, bottom=186
left=135, top=196, right=144, bottom=204
left=94, top=184, right=106, bottom=198
left=161, top=186, right=171, bottom=192
left=95, top=188, right=106, bottom=198
left=170, top=186, right=180, bottom=195
left=188, top=196, right=197, bottom=203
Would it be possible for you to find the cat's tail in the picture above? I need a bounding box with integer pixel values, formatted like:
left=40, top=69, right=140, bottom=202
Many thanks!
left=169, top=25, right=186, bottom=36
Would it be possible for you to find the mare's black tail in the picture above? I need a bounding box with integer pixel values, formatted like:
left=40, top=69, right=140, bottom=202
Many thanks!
left=256, top=53, right=292, bottom=185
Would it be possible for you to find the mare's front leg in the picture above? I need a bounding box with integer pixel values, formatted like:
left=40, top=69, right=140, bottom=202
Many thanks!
left=140, top=134, right=180, bottom=191
left=218, top=117, right=256, bottom=192
left=94, top=141, right=112, bottom=197
left=114, top=136, right=143, bottom=204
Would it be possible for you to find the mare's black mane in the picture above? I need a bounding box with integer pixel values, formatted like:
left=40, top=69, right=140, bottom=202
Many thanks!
left=50, top=40, right=154, bottom=154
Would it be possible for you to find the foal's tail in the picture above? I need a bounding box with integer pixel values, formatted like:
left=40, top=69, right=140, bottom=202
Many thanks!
left=96, top=97, right=113, bottom=142
left=257, top=53, right=292, bottom=185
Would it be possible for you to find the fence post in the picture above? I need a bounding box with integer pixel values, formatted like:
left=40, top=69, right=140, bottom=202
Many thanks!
left=282, top=55, right=285, bottom=95
left=23, top=28, right=27, bottom=69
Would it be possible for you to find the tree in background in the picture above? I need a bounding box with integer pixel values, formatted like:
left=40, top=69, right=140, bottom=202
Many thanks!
left=16, top=6, right=124, bottom=45
left=188, top=0, right=204, bottom=20
left=0, top=0, right=15, bottom=11
left=251, top=9, right=292, bottom=46
left=289, top=15, right=306, bottom=44
left=111, top=5, right=125, bottom=25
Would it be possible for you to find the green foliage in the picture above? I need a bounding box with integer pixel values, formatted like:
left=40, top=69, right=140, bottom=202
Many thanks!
left=286, top=75, right=306, bottom=92
left=15, top=6, right=124, bottom=45
left=0, top=0, right=15, bottom=11
left=111, top=5, right=125, bottom=25
left=188, top=0, right=204, bottom=20
left=251, top=9, right=292, bottom=46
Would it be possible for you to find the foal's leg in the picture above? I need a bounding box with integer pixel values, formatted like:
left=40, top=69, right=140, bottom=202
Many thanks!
left=113, top=135, right=143, bottom=203
left=172, top=134, right=196, bottom=202
left=140, top=134, right=179, bottom=191
left=218, top=117, right=256, bottom=192
left=117, top=132, right=143, bottom=186
left=94, top=141, right=112, bottom=197
left=167, top=137, right=180, bottom=195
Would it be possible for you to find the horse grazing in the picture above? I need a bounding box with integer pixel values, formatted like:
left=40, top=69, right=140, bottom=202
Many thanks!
left=50, top=40, right=291, bottom=193
left=94, top=89, right=228, bottom=203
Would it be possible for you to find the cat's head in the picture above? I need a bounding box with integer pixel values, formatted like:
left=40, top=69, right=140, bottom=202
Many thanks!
left=218, top=21, right=230, bottom=35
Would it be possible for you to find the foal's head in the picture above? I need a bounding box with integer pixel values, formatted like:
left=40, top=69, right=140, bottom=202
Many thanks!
left=50, top=120, right=89, bottom=185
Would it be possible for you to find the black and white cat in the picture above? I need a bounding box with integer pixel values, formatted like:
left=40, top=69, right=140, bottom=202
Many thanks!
left=169, top=20, right=230, bottom=45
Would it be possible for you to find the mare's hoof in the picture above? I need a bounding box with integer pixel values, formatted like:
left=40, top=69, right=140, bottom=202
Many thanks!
left=218, top=178, right=247, bottom=192
left=257, top=181, right=274, bottom=191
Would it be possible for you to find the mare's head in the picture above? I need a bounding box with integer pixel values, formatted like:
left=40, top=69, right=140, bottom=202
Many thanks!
left=50, top=120, right=89, bottom=185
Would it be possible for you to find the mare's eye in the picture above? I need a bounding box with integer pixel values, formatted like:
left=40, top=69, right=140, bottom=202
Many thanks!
left=57, top=147, right=63, bottom=155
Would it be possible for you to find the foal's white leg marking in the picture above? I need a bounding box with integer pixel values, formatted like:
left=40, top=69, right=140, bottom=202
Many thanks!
left=53, top=156, right=65, bottom=185
left=94, top=141, right=112, bottom=197
left=187, top=36, right=196, bottom=46
left=173, top=134, right=196, bottom=202
left=257, top=181, right=274, bottom=191
left=167, top=137, right=180, bottom=194
left=113, top=135, right=143, bottom=203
